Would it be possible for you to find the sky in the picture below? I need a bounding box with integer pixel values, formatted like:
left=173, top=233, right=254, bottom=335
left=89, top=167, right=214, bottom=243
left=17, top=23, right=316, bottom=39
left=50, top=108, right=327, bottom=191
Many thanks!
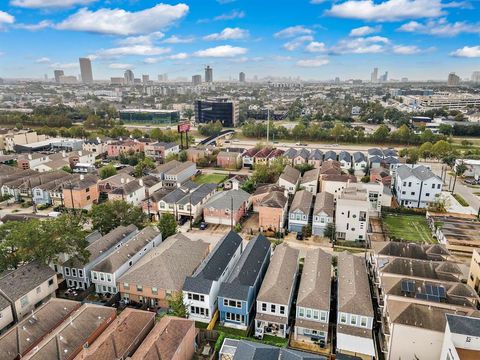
left=0, top=0, right=479, bottom=81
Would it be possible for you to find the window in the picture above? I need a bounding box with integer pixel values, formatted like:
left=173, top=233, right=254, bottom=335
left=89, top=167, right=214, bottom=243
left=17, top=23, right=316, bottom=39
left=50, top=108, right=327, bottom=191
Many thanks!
left=20, top=295, right=29, bottom=308
left=86, top=195, right=90, bottom=201
left=306, top=309, right=312, bottom=319
left=320, top=312, right=327, bottom=322
left=408, top=182, right=412, bottom=187
left=340, top=313, right=347, bottom=324
left=124, top=282, right=130, bottom=290
left=280, top=306, right=285, bottom=315
left=93, top=272, right=98, bottom=280
left=137, top=285, right=143, bottom=292
left=437, top=184, right=441, bottom=189
left=361, top=317, right=368, bottom=327
left=271, top=304, right=276, bottom=313
left=350, top=315, right=357, bottom=326
left=86, top=187, right=90, bottom=193
left=107, top=274, right=112, bottom=282
left=425, top=193, right=430, bottom=197
left=64, top=267, right=70, bottom=276
left=313, top=310, right=319, bottom=320
left=72, top=269, right=77, bottom=277
left=298, top=307, right=305, bottom=317
left=152, top=287, right=158, bottom=295
left=226, top=312, right=245, bottom=323
left=78, top=269, right=83, bottom=278
left=262, top=303, right=267, bottom=312
left=36, top=286, right=41, bottom=294
left=432, top=184, right=435, bottom=189
left=100, top=273, right=105, bottom=281
left=403, top=182, right=406, bottom=186
left=411, top=192, right=415, bottom=195
left=48, top=278, right=54, bottom=286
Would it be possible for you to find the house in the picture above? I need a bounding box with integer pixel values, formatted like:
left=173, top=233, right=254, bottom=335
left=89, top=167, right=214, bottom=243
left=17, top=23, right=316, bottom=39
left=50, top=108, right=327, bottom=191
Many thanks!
left=308, top=149, right=323, bottom=168
left=142, top=188, right=173, bottom=220
left=72, top=308, right=155, bottom=360
left=162, top=161, right=196, bottom=188
left=278, top=165, right=301, bottom=195
left=108, top=179, right=146, bottom=205
left=335, top=186, right=369, bottom=242
left=338, top=151, right=352, bottom=171
left=370, top=167, right=392, bottom=187
left=0, top=261, right=58, bottom=323
left=0, top=299, right=80, bottom=359
left=361, top=182, right=393, bottom=211
left=267, top=148, right=285, bottom=165
left=258, top=190, right=288, bottom=233
left=224, top=175, right=248, bottom=190
left=107, top=140, right=142, bottom=157
left=83, top=139, right=108, bottom=157
left=176, top=183, right=217, bottom=222
left=144, top=142, right=179, bottom=162
left=91, top=227, right=162, bottom=295
left=367, top=148, right=383, bottom=159
left=61, top=225, right=138, bottom=290
left=312, top=192, right=335, bottom=236
left=21, top=304, right=116, bottom=360
left=252, top=184, right=284, bottom=212
left=288, top=190, right=313, bottom=233
left=320, top=174, right=357, bottom=199
left=395, top=165, right=442, bottom=208
left=97, top=173, right=136, bottom=194
left=217, top=151, right=242, bottom=169
left=118, top=233, right=209, bottom=309
left=293, top=148, right=310, bottom=166
left=300, top=168, right=320, bottom=194
left=352, top=152, right=368, bottom=175
left=319, top=160, right=341, bottom=176
left=203, top=189, right=251, bottom=226
left=31, top=173, right=77, bottom=205
left=218, top=234, right=271, bottom=330
left=468, top=248, right=480, bottom=294
left=255, top=243, right=299, bottom=338
left=130, top=316, right=196, bottom=360
left=242, top=148, right=260, bottom=168
left=323, top=150, right=337, bottom=162
left=253, top=147, right=273, bottom=166
left=186, top=147, right=207, bottom=163
left=294, top=248, right=332, bottom=346
left=336, top=252, right=375, bottom=359
left=283, top=148, right=298, bottom=165
left=183, top=231, right=243, bottom=323
left=368, top=155, right=383, bottom=169
left=440, top=314, right=480, bottom=360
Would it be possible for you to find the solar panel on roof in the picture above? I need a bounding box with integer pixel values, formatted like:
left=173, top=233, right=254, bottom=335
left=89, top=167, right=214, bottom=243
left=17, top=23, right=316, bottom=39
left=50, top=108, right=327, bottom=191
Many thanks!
left=408, top=281, right=415, bottom=293
left=416, top=293, right=428, bottom=300
left=427, top=294, right=440, bottom=302
left=438, top=287, right=446, bottom=298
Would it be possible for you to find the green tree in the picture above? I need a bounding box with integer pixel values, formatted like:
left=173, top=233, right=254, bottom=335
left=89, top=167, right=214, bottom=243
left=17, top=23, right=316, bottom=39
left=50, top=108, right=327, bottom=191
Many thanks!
left=452, top=162, right=468, bottom=194
left=406, top=148, right=420, bottom=165
left=419, top=142, right=433, bottom=160
left=158, top=213, right=177, bottom=238
left=184, top=108, right=194, bottom=121
left=168, top=291, right=188, bottom=317
left=371, top=124, right=390, bottom=143
left=99, top=164, right=117, bottom=179
left=331, top=123, right=345, bottom=143
left=324, top=223, right=335, bottom=242
left=134, top=157, right=155, bottom=177
left=432, top=140, right=453, bottom=159
left=178, top=150, right=187, bottom=162
left=302, top=224, right=312, bottom=238
left=90, top=200, right=146, bottom=235
left=61, top=165, right=73, bottom=173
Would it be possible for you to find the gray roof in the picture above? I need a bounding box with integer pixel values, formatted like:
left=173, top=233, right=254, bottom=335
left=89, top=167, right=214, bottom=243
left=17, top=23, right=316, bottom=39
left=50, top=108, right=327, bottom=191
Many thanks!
left=301, top=168, right=319, bottom=185
left=380, top=258, right=462, bottom=282
left=219, top=234, right=271, bottom=300
left=230, top=339, right=325, bottom=360
left=384, top=156, right=400, bottom=164
left=324, top=151, right=336, bottom=161
left=183, top=231, right=243, bottom=294
left=153, top=160, right=179, bottom=175
left=111, top=179, right=143, bottom=196
left=372, top=242, right=450, bottom=261
left=353, top=151, right=366, bottom=163
left=337, top=252, right=373, bottom=317
left=296, top=148, right=310, bottom=160
left=283, top=148, right=298, bottom=159
left=313, top=192, right=335, bottom=217
left=338, top=151, right=351, bottom=162
left=205, top=189, right=250, bottom=211
left=258, top=191, right=288, bottom=209
left=309, top=149, right=323, bottom=160
left=164, top=161, right=195, bottom=176
left=297, top=248, right=331, bottom=310
left=369, top=155, right=383, bottom=163
left=383, top=148, right=398, bottom=157
left=397, top=165, right=439, bottom=181
left=161, top=187, right=190, bottom=204
left=289, top=190, right=313, bottom=215
left=368, top=148, right=383, bottom=156
left=257, top=243, right=298, bottom=305
left=0, top=262, right=56, bottom=302
left=279, top=165, right=301, bottom=185
left=446, top=314, right=480, bottom=336
left=177, top=183, right=217, bottom=206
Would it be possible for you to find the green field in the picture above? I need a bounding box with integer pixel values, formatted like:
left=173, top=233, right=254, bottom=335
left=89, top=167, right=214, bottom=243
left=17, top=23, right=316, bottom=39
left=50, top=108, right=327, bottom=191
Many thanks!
left=383, top=214, right=436, bottom=244
left=194, top=173, right=227, bottom=184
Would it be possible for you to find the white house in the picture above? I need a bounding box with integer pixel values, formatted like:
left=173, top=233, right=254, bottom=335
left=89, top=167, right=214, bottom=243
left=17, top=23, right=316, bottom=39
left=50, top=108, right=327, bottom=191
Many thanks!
left=278, top=165, right=301, bottom=195
left=300, top=168, right=319, bottom=194
left=108, top=179, right=146, bottom=206
left=312, top=192, right=335, bottom=236
left=288, top=190, right=313, bottom=233
left=338, top=151, right=352, bottom=172
left=454, top=158, right=480, bottom=180
left=335, top=185, right=370, bottom=242
left=352, top=152, right=368, bottom=176
left=91, top=227, right=162, bottom=294
left=395, top=165, right=442, bottom=208
left=440, top=314, right=480, bottom=360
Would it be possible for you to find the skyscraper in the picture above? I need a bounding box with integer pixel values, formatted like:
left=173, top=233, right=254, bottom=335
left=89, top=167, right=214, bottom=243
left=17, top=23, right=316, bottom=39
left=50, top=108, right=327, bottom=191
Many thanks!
left=124, top=69, right=134, bottom=85
left=448, top=72, right=460, bottom=86
left=79, top=58, right=93, bottom=83
left=371, top=67, right=378, bottom=83
left=205, top=66, right=213, bottom=83
left=142, top=74, right=150, bottom=84
left=380, top=71, right=389, bottom=82
left=54, top=70, right=64, bottom=83
left=239, top=72, right=246, bottom=83
left=192, top=75, right=202, bottom=86
left=472, top=71, right=480, bottom=84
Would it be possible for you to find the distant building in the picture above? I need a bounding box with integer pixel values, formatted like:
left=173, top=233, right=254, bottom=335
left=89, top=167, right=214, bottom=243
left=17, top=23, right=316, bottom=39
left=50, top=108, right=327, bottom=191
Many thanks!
left=205, top=65, right=213, bottom=83
left=119, top=109, right=180, bottom=124
left=371, top=67, right=378, bottom=83
left=142, top=74, right=149, bottom=84
left=53, top=69, right=64, bottom=83
left=194, top=98, right=239, bottom=127
left=124, top=69, right=134, bottom=85
left=79, top=57, right=93, bottom=83
left=192, top=74, right=202, bottom=85
left=239, top=72, right=246, bottom=83
left=110, top=77, right=124, bottom=85
left=472, top=71, right=480, bottom=84
left=59, top=75, right=77, bottom=84
left=448, top=72, right=460, bottom=86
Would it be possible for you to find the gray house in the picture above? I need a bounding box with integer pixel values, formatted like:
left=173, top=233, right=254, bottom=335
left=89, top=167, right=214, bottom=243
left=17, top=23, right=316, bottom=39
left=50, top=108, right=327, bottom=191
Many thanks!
left=288, top=190, right=313, bottom=233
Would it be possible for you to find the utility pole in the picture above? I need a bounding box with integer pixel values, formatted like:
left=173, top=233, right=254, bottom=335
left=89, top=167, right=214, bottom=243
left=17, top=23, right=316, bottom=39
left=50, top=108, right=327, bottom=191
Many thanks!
left=189, top=192, right=192, bottom=230
left=230, top=195, right=234, bottom=230
left=266, top=109, right=270, bottom=145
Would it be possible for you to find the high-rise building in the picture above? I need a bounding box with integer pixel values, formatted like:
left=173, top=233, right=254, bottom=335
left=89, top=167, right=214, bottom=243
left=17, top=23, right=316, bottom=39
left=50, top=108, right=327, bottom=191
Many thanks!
left=334, top=77, right=340, bottom=84
left=79, top=57, right=93, bottom=83
left=195, top=98, right=239, bottom=127
left=205, top=66, right=213, bottom=83
left=54, top=70, right=64, bottom=83
left=472, top=71, right=480, bottom=84
left=192, top=75, right=202, bottom=86
left=371, top=67, right=378, bottom=83
left=401, top=77, right=409, bottom=82
left=239, top=72, right=246, bottom=83
left=142, top=74, right=150, bottom=84
left=124, top=69, right=134, bottom=85
left=448, top=72, right=460, bottom=86
left=380, top=71, right=388, bottom=82
left=59, top=75, right=77, bottom=84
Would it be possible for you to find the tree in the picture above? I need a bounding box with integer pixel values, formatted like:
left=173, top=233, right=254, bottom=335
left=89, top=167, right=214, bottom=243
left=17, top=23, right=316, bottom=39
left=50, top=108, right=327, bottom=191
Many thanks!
left=134, top=157, right=155, bottom=177
left=178, top=150, right=187, bottom=162
left=168, top=291, right=188, bottom=317
left=419, top=142, right=433, bottom=160
left=99, top=164, right=117, bottom=179
left=302, top=224, right=312, bottom=238
left=324, top=223, right=335, bottom=242
left=331, top=123, right=345, bottom=143
left=158, top=213, right=177, bottom=238
left=452, top=161, right=468, bottom=194
left=431, top=140, right=453, bottom=159
left=90, top=200, right=146, bottom=235
left=184, top=108, right=194, bottom=121
left=371, top=124, right=390, bottom=143
left=61, top=165, right=73, bottom=173
left=406, top=148, right=420, bottom=165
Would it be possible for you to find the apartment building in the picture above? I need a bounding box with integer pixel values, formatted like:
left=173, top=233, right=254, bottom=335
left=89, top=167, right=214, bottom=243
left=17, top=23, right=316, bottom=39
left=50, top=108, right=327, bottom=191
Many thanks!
left=144, top=141, right=179, bottom=162
left=335, top=186, right=370, bottom=241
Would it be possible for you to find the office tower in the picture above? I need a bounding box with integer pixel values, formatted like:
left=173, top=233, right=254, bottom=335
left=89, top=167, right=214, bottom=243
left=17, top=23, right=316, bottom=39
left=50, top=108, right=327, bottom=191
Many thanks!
left=371, top=67, right=378, bottom=83
left=205, top=66, right=213, bottom=83
left=380, top=71, right=388, bottom=82
left=110, top=77, right=124, bottom=85
left=124, top=69, right=134, bottom=85
left=401, top=77, right=408, bottom=82
left=192, top=75, right=202, bottom=86
left=472, top=71, right=480, bottom=84
left=163, top=73, right=168, bottom=82
left=79, top=57, right=93, bottom=83
left=59, top=75, right=77, bottom=84
left=54, top=70, right=64, bottom=83
left=448, top=72, right=460, bottom=86
left=334, top=77, right=340, bottom=84
left=194, top=98, right=239, bottom=127
left=239, top=72, right=246, bottom=83
left=142, top=74, right=150, bottom=84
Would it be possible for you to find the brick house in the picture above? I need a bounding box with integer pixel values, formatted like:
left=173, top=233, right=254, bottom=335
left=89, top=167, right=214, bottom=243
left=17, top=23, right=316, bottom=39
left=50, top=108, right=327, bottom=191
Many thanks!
left=62, top=175, right=99, bottom=210
left=217, top=151, right=242, bottom=169
left=203, top=189, right=251, bottom=226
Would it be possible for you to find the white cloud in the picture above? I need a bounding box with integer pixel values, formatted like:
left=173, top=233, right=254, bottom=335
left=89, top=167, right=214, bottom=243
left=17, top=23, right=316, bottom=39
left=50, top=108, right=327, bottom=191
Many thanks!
left=297, top=57, right=329, bottom=67
left=332, top=36, right=389, bottom=54
left=35, top=57, right=51, bottom=63
left=143, top=52, right=189, bottom=64
left=117, top=32, right=164, bottom=46
left=450, top=46, right=480, bottom=58
left=199, top=9, right=245, bottom=23
left=349, top=25, right=381, bottom=37
left=56, top=3, right=189, bottom=35
left=326, top=0, right=446, bottom=22
left=167, top=52, right=188, bottom=60
left=274, top=25, right=313, bottom=38
left=272, top=55, right=293, bottom=61
left=108, top=63, right=133, bottom=69
left=11, top=0, right=95, bottom=8
left=48, top=62, right=78, bottom=69
left=305, top=41, right=327, bottom=53
left=283, top=36, right=314, bottom=51
left=392, top=45, right=421, bottom=54
left=194, top=45, right=247, bottom=58
left=162, top=35, right=194, bottom=44
left=95, top=45, right=171, bottom=58
left=0, top=11, right=15, bottom=25
left=203, top=27, right=249, bottom=41
left=16, top=20, right=53, bottom=31
left=398, top=18, right=480, bottom=37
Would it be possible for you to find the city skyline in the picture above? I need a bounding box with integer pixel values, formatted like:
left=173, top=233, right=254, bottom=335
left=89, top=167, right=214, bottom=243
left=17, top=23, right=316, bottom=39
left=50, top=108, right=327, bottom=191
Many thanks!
left=0, top=0, right=480, bottom=81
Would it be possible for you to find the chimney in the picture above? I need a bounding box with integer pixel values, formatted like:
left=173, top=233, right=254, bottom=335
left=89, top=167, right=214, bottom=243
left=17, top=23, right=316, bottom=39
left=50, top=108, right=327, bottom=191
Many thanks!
left=80, top=174, right=85, bottom=180
left=121, top=178, right=125, bottom=184
left=62, top=150, right=66, bottom=157
left=139, top=179, right=144, bottom=187
left=28, top=154, right=32, bottom=160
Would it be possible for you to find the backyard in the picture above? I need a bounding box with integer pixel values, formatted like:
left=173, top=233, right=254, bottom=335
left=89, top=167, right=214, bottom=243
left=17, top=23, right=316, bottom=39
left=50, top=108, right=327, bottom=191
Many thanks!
left=383, top=214, right=436, bottom=244
left=194, top=173, right=228, bottom=185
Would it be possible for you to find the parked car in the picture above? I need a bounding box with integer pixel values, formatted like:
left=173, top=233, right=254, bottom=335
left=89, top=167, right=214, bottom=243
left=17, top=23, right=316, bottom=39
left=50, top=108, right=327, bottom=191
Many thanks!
left=200, top=222, right=207, bottom=230
left=178, top=217, right=188, bottom=225
left=296, top=232, right=304, bottom=240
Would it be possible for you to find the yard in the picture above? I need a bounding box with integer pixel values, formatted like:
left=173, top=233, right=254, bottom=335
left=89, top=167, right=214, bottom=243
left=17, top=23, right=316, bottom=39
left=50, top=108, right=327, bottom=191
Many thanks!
left=383, top=214, right=436, bottom=244
left=194, top=173, right=228, bottom=185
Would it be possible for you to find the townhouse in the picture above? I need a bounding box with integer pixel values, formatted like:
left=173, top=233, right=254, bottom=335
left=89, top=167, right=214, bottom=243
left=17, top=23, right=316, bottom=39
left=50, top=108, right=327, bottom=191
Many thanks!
left=157, top=187, right=192, bottom=218
left=251, top=184, right=284, bottom=212
left=319, top=160, right=342, bottom=176
left=338, top=151, right=352, bottom=171
left=183, top=231, right=243, bottom=323
left=352, top=151, right=368, bottom=175
left=312, top=192, right=335, bottom=236
left=218, top=234, right=271, bottom=330
left=440, top=314, right=480, bottom=360
left=91, top=227, right=162, bottom=295
left=108, top=178, right=146, bottom=205
left=283, top=148, right=298, bottom=165
left=176, top=183, right=217, bottom=222
left=294, top=248, right=332, bottom=347
left=336, top=252, right=376, bottom=359
left=224, top=174, right=248, bottom=190
left=217, top=151, right=242, bottom=169
left=395, top=164, right=442, bottom=208
left=320, top=174, right=357, bottom=198
left=323, top=150, right=337, bottom=162
left=162, top=160, right=196, bottom=188
left=300, top=168, right=320, bottom=194
left=142, top=188, right=173, bottom=220
left=253, top=147, right=274, bottom=166
left=258, top=190, right=288, bottom=233
left=97, top=173, right=136, bottom=194
left=62, top=174, right=99, bottom=209
left=144, top=141, right=179, bottom=162
left=203, top=189, right=251, bottom=226
left=267, top=148, right=285, bottom=165
left=118, top=233, right=209, bottom=308
left=335, top=185, right=370, bottom=242
left=288, top=190, right=313, bottom=233
left=107, top=140, right=142, bottom=157
left=242, top=147, right=259, bottom=168
left=308, top=149, right=323, bottom=168
left=293, top=148, right=310, bottom=166
left=255, top=243, right=299, bottom=339
left=278, top=165, right=301, bottom=195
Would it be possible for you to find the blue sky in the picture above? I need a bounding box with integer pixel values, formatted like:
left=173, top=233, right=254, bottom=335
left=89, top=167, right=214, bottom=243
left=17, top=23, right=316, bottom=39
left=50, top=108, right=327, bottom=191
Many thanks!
left=0, top=0, right=479, bottom=81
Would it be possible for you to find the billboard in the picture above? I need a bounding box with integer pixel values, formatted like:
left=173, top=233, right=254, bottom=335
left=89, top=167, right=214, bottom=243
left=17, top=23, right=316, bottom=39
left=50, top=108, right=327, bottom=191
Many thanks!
left=177, top=122, right=191, bottom=133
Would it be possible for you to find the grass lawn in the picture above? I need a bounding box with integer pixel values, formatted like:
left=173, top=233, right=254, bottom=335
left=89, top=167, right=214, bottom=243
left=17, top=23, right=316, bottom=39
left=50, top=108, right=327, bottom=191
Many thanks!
left=194, top=173, right=228, bottom=184
left=453, top=193, right=469, bottom=207
left=383, top=214, right=436, bottom=244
